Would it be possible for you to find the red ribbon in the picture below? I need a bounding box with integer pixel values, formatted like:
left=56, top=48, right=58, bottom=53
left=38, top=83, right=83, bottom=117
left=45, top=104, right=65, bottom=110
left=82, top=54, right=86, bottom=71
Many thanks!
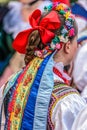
left=52, top=0, right=70, bottom=6
left=13, top=9, right=61, bottom=54
left=53, top=67, right=69, bottom=85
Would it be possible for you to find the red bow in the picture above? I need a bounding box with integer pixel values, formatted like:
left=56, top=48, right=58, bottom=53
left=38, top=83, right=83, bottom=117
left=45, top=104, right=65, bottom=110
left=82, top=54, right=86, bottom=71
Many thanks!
left=52, top=0, right=70, bottom=6
left=12, top=9, right=61, bottom=54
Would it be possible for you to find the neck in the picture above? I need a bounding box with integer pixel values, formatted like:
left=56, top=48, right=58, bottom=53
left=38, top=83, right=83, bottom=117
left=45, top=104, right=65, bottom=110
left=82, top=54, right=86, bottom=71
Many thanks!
left=53, top=51, right=68, bottom=66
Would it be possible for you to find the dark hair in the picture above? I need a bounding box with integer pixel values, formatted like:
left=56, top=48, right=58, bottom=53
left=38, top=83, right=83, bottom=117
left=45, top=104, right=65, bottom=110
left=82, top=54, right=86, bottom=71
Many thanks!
left=24, top=30, right=45, bottom=65
left=24, top=10, right=78, bottom=65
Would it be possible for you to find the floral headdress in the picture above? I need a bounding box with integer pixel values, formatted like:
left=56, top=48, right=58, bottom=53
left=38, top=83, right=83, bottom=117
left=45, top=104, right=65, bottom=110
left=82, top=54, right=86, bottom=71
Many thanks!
left=44, top=3, right=75, bottom=49
left=34, top=3, right=75, bottom=58
left=12, top=3, right=75, bottom=58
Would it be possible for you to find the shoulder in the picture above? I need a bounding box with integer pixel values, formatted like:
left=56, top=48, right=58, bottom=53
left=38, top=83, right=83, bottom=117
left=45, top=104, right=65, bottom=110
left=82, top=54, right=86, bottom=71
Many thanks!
left=0, top=72, right=17, bottom=102
left=7, top=1, right=22, bottom=10
left=49, top=85, right=86, bottom=130
left=51, top=83, right=86, bottom=111
left=52, top=84, right=85, bottom=109
left=53, top=83, right=79, bottom=99
left=3, top=1, right=22, bottom=32
left=2, top=69, right=23, bottom=97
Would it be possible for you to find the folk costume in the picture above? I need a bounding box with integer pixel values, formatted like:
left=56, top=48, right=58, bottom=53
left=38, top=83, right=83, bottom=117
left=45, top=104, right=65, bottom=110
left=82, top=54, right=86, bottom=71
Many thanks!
left=0, top=3, right=86, bottom=130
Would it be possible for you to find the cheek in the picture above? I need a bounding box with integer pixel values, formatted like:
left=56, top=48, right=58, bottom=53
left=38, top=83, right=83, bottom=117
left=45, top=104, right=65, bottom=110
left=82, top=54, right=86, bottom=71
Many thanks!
left=73, top=40, right=78, bottom=50
left=74, top=44, right=77, bottom=53
left=75, top=43, right=78, bottom=52
left=70, top=42, right=77, bottom=60
left=73, top=43, right=78, bottom=58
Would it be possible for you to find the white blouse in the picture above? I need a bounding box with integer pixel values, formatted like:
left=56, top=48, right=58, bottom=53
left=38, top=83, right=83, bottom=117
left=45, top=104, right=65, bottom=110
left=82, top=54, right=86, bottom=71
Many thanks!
left=81, top=86, right=87, bottom=103
left=52, top=62, right=86, bottom=130
left=52, top=94, right=85, bottom=130
left=71, top=104, right=87, bottom=130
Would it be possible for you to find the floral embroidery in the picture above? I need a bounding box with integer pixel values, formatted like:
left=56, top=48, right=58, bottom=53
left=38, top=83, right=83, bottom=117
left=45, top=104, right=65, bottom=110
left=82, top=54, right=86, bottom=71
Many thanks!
left=7, top=57, right=43, bottom=130
left=48, top=85, right=79, bottom=129
left=34, top=3, right=75, bottom=58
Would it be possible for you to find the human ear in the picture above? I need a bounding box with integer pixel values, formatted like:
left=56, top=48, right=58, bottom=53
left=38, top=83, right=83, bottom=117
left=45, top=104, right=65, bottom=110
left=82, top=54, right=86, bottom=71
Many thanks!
left=64, top=41, right=71, bottom=54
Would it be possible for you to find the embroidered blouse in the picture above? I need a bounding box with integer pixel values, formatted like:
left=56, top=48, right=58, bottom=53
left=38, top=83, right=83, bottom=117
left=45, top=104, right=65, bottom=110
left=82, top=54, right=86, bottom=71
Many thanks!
left=47, top=62, right=85, bottom=130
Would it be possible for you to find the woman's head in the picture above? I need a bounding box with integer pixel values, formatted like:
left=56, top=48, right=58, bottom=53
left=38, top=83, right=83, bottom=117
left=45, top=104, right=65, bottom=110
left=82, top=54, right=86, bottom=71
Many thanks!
left=52, top=9, right=78, bottom=65
left=12, top=3, right=78, bottom=65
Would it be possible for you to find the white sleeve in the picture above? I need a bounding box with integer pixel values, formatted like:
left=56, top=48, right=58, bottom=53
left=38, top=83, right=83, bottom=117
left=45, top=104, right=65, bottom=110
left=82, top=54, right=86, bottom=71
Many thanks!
left=52, top=94, right=86, bottom=130
left=81, top=86, right=87, bottom=103
left=71, top=104, right=87, bottom=130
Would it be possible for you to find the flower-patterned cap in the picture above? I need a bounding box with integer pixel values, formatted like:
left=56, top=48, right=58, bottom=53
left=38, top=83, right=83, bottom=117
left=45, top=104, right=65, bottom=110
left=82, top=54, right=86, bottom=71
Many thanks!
left=44, top=3, right=75, bottom=51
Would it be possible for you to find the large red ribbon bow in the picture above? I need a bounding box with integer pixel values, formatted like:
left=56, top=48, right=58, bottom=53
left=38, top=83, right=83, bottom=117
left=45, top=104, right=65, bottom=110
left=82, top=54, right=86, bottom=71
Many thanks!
left=12, top=9, right=61, bottom=54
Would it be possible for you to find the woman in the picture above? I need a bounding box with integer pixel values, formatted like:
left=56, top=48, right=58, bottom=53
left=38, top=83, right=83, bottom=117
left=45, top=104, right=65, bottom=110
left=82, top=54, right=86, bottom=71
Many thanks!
left=73, top=31, right=87, bottom=102
left=0, top=3, right=86, bottom=130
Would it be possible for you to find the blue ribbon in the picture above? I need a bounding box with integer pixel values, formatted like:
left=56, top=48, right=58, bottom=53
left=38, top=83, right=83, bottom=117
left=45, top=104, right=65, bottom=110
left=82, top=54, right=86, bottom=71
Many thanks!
left=21, top=54, right=51, bottom=130
left=33, top=54, right=54, bottom=130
